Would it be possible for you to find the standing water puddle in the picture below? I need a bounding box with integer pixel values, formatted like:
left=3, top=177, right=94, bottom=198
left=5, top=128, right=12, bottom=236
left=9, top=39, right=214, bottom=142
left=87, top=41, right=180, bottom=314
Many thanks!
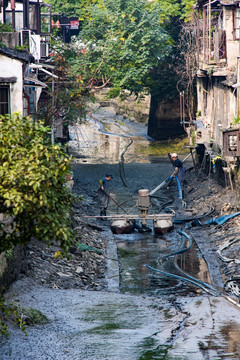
left=115, top=226, right=212, bottom=297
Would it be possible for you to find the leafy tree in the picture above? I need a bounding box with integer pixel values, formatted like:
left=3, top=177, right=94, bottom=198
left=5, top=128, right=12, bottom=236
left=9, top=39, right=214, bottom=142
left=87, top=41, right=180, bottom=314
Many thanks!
left=146, top=0, right=197, bottom=114
left=77, top=0, right=172, bottom=97
left=47, top=0, right=100, bottom=22
left=37, top=39, right=96, bottom=131
left=46, top=0, right=197, bottom=133
left=47, top=0, right=195, bottom=102
left=147, top=0, right=195, bottom=23
left=0, top=113, right=75, bottom=255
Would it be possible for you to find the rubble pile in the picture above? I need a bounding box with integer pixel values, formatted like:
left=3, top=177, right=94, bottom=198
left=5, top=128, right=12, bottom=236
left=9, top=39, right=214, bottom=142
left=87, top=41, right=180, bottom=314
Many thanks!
left=184, top=171, right=240, bottom=299
left=25, top=198, right=107, bottom=291
left=210, top=217, right=240, bottom=278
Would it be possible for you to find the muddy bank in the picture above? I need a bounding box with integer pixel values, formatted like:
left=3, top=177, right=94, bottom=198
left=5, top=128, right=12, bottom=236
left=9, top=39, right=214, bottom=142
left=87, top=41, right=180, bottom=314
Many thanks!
left=2, top=277, right=240, bottom=359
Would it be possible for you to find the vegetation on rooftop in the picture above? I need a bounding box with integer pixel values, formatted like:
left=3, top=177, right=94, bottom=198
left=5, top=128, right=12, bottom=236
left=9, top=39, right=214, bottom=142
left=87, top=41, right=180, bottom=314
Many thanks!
left=0, top=22, right=13, bottom=33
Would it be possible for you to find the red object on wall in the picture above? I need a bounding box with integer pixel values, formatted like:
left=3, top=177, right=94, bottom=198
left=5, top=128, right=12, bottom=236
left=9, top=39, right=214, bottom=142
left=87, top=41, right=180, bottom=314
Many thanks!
left=70, top=20, right=79, bottom=29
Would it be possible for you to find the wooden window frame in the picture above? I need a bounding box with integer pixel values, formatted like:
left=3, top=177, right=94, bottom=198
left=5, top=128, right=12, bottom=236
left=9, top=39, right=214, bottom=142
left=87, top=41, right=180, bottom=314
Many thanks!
left=234, top=7, right=240, bottom=40
left=0, top=84, right=10, bottom=115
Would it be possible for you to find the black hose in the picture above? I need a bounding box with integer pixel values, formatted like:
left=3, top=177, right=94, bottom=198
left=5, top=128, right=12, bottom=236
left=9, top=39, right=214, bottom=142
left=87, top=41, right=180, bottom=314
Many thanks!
left=161, top=230, right=192, bottom=259
left=119, top=138, right=133, bottom=188
left=146, top=263, right=217, bottom=295
left=173, top=205, right=215, bottom=223
left=146, top=230, right=219, bottom=296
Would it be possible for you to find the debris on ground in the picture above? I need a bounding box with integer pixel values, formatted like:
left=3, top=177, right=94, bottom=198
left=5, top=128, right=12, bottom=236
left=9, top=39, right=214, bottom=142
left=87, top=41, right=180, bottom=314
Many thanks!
left=24, top=197, right=107, bottom=291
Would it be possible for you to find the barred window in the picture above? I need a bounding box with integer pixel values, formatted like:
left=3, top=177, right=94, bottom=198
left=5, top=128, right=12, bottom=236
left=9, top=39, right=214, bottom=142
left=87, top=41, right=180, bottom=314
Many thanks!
left=0, top=85, right=10, bottom=115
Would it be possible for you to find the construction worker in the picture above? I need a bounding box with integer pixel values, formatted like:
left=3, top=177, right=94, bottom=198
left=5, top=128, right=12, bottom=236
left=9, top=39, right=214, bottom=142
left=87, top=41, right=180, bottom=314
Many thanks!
left=170, top=153, right=185, bottom=186
left=97, top=174, right=113, bottom=217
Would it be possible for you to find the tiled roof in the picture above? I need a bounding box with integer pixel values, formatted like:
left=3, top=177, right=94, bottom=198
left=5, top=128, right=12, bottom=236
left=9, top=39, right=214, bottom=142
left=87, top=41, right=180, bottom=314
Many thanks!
left=0, top=46, right=34, bottom=63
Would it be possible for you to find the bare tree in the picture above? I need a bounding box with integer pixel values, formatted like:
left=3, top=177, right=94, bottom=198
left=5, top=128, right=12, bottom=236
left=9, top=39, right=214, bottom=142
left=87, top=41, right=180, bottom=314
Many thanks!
left=176, top=12, right=199, bottom=124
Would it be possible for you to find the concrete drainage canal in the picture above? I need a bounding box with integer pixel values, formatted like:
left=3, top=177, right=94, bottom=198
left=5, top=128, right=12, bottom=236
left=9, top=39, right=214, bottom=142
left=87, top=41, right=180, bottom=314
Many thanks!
left=2, top=115, right=240, bottom=359
left=94, top=176, right=240, bottom=360
left=100, top=180, right=240, bottom=359
left=69, top=115, right=240, bottom=359
left=98, top=173, right=219, bottom=299
left=104, top=183, right=221, bottom=298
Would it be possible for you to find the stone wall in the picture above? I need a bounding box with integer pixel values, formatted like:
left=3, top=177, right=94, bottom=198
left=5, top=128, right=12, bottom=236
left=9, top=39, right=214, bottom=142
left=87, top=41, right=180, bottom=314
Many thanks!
left=0, top=32, right=19, bottom=49
left=148, top=96, right=186, bottom=140
left=93, top=88, right=150, bottom=124
left=93, top=88, right=187, bottom=140
left=0, top=245, right=27, bottom=294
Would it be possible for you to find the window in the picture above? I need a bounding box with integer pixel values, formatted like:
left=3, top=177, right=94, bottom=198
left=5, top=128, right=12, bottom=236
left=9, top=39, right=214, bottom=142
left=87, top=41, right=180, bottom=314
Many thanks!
left=0, top=85, right=10, bottom=115
left=5, top=2, right=24, bottom=30
left=40, top=5, right=52, bottom=35
left=228, top=135, right=237, bottom=152
left=29, top=5, right=38, bottom=32
left=235, top=8, right=240, bottom=40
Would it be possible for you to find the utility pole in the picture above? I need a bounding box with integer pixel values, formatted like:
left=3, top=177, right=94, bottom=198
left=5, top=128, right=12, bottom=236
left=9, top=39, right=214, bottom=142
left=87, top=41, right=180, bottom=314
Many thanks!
left=208, top=0, right=211, bottom=62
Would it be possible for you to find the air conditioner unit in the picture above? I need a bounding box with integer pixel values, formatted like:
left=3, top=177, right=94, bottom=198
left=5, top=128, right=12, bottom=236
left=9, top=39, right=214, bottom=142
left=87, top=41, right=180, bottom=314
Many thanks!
left=40, top=41, right=49, bottom=58
left=30, top=34, right=41, bottom=61
left=19, top=30, right=41, bottom=61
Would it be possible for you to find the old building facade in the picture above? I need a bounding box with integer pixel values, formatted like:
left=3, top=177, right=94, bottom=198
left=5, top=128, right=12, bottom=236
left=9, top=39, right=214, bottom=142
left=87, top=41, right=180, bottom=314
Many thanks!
left=194, top=0, right=240, bottom=163
left=0, top=0, right=52, bottom=117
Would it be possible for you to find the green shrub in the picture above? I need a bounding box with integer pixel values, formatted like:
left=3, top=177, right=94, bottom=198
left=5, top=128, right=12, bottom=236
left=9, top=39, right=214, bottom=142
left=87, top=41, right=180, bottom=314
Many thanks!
left=0, top=113, right=75, bottom=256
left=0, top=298, right=49, bottom=337
left=0, top=22, right=13, bottom=33
left=0, top=297, right=26, bottom=337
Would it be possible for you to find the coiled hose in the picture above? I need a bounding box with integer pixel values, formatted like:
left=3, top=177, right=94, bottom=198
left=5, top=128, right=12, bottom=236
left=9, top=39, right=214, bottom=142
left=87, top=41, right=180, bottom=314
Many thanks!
left=146, top=230, right=219, bottom=296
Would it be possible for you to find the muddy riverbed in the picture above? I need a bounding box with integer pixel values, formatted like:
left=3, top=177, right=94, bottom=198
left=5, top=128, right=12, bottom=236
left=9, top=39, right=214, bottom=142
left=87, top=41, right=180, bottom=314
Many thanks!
left=2, top=105, right=240, bottom=360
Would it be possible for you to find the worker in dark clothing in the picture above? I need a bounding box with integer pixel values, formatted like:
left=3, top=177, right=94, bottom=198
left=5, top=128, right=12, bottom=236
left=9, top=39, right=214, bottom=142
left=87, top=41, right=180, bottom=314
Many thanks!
left=97, top=174, right=113, bottom=216
left=170, top=153, right=185, bottom=186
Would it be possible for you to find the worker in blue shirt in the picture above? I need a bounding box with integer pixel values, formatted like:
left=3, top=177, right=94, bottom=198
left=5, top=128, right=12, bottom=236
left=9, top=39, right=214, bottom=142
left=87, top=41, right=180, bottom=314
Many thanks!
left=97, top=174, right=113, bottom=217
left=170, top=153, right=185, bottom=186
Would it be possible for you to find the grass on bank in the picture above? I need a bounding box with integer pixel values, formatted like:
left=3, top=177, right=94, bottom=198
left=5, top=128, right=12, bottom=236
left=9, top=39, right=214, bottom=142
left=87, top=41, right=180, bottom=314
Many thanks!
left=136, top=136, right=190, bottom=157
left=1, top=299, right=48, bottom=338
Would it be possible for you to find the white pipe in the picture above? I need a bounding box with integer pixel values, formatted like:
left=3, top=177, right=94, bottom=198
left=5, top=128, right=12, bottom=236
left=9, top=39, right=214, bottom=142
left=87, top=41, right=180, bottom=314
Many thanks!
left=29, top=64, right=58, bottom=79
left=149, top=178, right=170, bottom=196
left=182, top=149, right=195, bottom=163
